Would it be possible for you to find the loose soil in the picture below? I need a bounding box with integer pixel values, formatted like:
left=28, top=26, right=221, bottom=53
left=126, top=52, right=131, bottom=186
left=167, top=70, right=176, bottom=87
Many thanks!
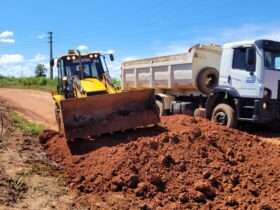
left=42, top=115, right=280, bottom=210
left=0, top=104, right=76, bottom=210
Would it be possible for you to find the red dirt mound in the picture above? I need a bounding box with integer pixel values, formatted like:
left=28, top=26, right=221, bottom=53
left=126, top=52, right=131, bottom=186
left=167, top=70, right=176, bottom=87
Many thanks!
left=41, top=115, right=280, bottom=210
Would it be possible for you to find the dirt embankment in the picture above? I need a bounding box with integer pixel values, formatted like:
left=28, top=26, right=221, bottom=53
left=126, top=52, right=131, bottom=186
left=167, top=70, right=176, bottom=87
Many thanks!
left=41, top=115, right=280, bottom=210
left=0, top=88, right=57, bottom=130
left=0, top=104, right=75, bottom=210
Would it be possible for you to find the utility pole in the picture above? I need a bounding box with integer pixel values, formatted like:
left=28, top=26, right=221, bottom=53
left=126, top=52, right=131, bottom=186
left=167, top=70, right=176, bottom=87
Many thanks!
left=48, top=32, right=54, bottom=79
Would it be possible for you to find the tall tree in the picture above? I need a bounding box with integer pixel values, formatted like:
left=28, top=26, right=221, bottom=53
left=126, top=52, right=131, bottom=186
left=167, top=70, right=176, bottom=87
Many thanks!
left=35, top=64, right=47, bottom=77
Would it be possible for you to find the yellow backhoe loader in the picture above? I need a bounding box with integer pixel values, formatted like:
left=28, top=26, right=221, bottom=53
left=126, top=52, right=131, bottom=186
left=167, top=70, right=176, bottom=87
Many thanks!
left=52, top=50, right=159, bottom=141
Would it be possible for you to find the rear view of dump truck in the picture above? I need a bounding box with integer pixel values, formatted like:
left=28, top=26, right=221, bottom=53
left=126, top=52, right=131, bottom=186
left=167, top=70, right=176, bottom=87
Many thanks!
left=52, top=50, right=159, bottom=140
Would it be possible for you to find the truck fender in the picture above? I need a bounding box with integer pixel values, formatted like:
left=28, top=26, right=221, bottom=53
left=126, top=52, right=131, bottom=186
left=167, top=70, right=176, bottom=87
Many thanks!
left=212, top=86, right=240, bottom=97
left=205, top=86, right=239, bottom=119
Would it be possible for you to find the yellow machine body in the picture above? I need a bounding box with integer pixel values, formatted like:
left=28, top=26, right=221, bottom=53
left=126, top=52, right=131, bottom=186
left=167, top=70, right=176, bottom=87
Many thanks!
left=52, top=50, right=159, bottom=140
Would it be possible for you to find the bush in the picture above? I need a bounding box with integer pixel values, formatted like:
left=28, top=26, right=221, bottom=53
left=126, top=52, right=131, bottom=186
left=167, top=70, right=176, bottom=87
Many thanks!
left=0, top=76, right=57, bottom=92
left=38, top=77, right=47, bottom=86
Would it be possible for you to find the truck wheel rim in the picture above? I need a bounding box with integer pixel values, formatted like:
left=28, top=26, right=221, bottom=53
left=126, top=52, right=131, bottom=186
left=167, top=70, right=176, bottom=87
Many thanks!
left=206, top=74, right=218, bottom=89
left=214, top=111, right=227, bottom=125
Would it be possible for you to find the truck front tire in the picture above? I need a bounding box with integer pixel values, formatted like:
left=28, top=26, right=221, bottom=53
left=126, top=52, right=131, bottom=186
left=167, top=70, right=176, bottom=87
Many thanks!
left=211, top=103, right=237, bottom=128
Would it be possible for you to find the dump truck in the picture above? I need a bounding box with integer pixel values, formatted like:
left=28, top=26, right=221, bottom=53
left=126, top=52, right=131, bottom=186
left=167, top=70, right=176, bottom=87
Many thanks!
left=52, top=50, right=159, bottom=140
left=122, top=39, right=280, bottom=128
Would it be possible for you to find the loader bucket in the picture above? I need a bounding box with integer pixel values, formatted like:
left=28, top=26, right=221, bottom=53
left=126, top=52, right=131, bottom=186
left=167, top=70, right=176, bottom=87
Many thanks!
left=60, top=89, right=160, bottom=140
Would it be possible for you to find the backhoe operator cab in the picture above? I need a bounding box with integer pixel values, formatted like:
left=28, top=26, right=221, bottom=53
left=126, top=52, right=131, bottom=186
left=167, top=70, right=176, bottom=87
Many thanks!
left=56, top=50, right=115, bottom=99
left=208, top=39, right=280, bottom=126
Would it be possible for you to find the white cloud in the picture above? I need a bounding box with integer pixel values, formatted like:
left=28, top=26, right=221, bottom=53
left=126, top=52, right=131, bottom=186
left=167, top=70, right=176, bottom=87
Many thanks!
left=0, top=54, right=24, bottom=65
left=122, top=57, right=137, bottom=62
left=157, top=23, right=280, bottom=55
left=0, top=53, right=50, bottom=77
left=0, top=31, right=13, bottom=39
left=77, top=45, right=89, bottom=51
left=30, top=53, right=47, bottom=62
left=214, top=24, right=280, bottom=43
left=37, top=33, right=47, bottom=39
left=0, top=31, right=15, bottom=44
left=106, top=49, right=115, bottom=54
left=107, top=56, right=139, bottom=78
left=0, top=39, right=15, bottom=44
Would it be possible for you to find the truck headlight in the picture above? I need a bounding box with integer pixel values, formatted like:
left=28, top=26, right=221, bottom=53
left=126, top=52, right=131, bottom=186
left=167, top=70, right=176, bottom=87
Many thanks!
left=262, top=102, right=268, bottom=110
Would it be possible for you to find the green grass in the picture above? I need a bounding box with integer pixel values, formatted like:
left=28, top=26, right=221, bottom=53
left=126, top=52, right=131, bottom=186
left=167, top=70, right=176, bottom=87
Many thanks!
left=10, top=112, right=43, bottom=136
left=0, top=76, right=57, bottom=92
left=0, top=76, right=120, bottom=92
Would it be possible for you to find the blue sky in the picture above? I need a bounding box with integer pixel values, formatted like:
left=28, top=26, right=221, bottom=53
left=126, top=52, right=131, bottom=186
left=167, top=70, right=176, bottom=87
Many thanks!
left=0, top=0, right=279, bottom=77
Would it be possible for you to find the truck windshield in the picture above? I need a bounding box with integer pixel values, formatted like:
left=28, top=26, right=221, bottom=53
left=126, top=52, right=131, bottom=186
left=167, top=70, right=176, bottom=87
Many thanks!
left=264, top=50, right=280, bottom=71
left=64, top=58, right=104, bottom=78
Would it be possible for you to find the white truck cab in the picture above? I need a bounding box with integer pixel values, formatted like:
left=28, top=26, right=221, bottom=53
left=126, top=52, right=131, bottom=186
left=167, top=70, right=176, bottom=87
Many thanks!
left=209, top=40, right=280, bottom=125
left=220, top=40, right=280, bottom=99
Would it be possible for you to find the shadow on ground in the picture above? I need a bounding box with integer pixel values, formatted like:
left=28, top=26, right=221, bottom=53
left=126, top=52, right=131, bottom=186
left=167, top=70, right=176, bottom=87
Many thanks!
left=239, top=122, right=280, bottom=139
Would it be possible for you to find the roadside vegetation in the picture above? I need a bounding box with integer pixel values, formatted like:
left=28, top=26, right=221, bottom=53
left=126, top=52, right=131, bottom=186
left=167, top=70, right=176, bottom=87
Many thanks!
left=10, top=112, right=43, bottom=136
left=0, top=62, right=121, bottom=92
left=112, top=78, right=121, bottom=88
left=0, top=76, right=121, bottom=92
left=0, top=76, right=58, bottom=92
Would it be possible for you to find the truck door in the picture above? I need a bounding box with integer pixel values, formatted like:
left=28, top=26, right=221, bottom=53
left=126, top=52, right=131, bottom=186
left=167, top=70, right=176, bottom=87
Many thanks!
left=228, top=46, right=261, bottom=97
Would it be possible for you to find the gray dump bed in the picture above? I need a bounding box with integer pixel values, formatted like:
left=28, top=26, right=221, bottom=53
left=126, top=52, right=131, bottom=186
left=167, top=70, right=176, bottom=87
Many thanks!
left=121, top=44, right=222, bottom=94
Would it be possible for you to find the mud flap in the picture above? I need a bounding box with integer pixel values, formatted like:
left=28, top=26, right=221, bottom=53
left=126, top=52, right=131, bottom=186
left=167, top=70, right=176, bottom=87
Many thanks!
left=60, top=89, right=160, bottom=140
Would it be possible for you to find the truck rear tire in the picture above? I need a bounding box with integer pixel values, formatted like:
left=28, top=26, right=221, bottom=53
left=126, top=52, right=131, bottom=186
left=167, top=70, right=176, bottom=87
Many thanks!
left=196, top=68, right=219, bottom=95
left=211, top=104, right=237, bottom=128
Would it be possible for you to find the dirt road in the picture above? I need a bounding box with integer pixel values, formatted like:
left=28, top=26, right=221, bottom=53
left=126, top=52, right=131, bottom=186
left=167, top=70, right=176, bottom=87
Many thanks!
left=0, top=88, right=57, bottom=130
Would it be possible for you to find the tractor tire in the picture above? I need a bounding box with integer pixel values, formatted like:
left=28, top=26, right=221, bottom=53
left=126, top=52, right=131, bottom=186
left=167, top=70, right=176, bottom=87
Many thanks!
left=196, top=68, right=219, bottom=95
left=211, top=103, right=237, bottom=128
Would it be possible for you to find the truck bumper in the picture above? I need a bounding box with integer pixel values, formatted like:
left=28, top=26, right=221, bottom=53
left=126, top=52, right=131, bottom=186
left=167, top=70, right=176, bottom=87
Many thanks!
left=238, top=98, right=280, bottom=123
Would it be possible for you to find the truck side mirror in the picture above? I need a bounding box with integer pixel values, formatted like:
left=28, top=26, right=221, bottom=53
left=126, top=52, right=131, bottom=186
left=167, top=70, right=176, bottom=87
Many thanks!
left=246, top=47, right=256, bottom=66
left=110, top=54, right=115, bottom=62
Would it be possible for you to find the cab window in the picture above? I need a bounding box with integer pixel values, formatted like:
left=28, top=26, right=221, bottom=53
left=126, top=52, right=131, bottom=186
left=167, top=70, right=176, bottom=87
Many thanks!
left=232, top=47, right=256, bottom=71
